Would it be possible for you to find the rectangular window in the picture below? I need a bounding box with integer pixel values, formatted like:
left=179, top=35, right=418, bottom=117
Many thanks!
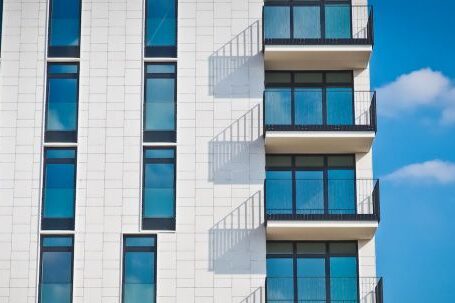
left=145, top=0, right=177, bottom=57
left=266, top=241, right=359, bottom=303
left=266, top=155, right=356, bottom=216
left=42, top=148, right=77, bottom=230
left=39, top=236, right=74, bottom=303
left=48, top=0, right=82, bottom=57
left=144, top=63, right=176, bottom=142
left=45, top=63, right=79, bottom=142
left=122, top=235, right=157, bottom=303
left=264, top=0, right=352, bottom=41
left=143, top=147, right=176, bottom=230
left=0, top=0, right=3, bottom=54
left=265, top=71, right=354, bottom=128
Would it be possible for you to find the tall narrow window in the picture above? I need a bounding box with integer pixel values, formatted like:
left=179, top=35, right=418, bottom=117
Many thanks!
left=45, top=63, right=79, bottom=143
left=39, top=236, right=74, bottom=303
left=143, top=147, right=176, bottom=230
left=48, top=0, right=81, bottom=57
left=145, top=0, right=177, bottom=57
left=42, top=148, right=77, bottom=230
left=0, top=0, right=3, bottom=54
left=123, top=236, right=157, bottom=303
left=144, top=63, right=176, bottom=142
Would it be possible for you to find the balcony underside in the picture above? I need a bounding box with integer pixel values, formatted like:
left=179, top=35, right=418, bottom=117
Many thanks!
left=265, top=131, right=375, bottom=153
left=264, top=45, right=373, bottom=70
left=266, top=220, right=378, bottom=241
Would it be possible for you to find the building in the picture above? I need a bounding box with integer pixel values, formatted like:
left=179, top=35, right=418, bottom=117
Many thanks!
left=0, top=0, right=383, bottom=302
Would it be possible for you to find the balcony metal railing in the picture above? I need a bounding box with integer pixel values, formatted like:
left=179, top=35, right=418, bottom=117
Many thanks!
left=265, top=179, right=380, bottom=222
left=264, top=90, right=377, bottom=132
left=266, top=277, right=383, bottom=303
left=262, top=5, right=374, bottom=47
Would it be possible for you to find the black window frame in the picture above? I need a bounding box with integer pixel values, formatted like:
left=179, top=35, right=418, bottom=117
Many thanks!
left=142, top=146, right=176, bottom=231
left=143, top=62, right=177, bottom=143
left=266, top=240, right=360, bottom=303
left=265, top=154, right=362, bottom=219
left=45, top=62, right=80, bottom=143
left=38, top=235, right=75, bottom=303
left=144, top=0, right=178, bottom=58
left=122, top=234, right=158, bottom=303
left=41, top=147, right=77, bottom=230
left=264, top=70, right=364, bottom=131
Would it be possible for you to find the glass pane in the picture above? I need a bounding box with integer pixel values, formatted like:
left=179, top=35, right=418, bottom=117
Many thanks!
left=40, top=251, right=72, bottom=303
left=327, top=88, right=354, bottom=125
left=330, top=257, right=358, bottom=302
left=44, top=164, right=75, bottom=218
left=265, top=89, right=292, bottom=126
left=297, top=258, right=326, bottom=302
left=295, top=156, right=324, bottom=168
left=326, top=72, right=352, bottom=84
left=294, top=6, right=321, bottom=39
left=49, top=0, right=81, bottom=47
left=327, top=156, right=354, bottom=168
left=266, top=171, right=293, bottom=215
left=47, top=79, right=78, bottom=131
left=42, top=237, right=72, bottom=247
left=296, top=171, right=324, bottom=214
left=264, top=6, right=290, bottom=39
left=294, top=72, right=323, bottom=84
left=145, top=149, right=175, bottom=159
left=296, top=243, right=326, bottom=255
left=146, top=64, right=175, bottom=74
left=325, top=4, right=352, bottom=39
left=267, top=242, right=293, bottom=255
left=266, top=156, right=292, bottom=168
left=48, top=64, right=78, bottom=74
left=146, top=0, right=176, bottom=47
left=295, top=88, right=323, bottom=125
left=124, top=251, right=155, bottom=303
left=265, top=72, right=292, bottom=84
left=125, top=237, right=156, bottom=248
left=46, top=149, right=75, bottom=159
left=330, top=243, right=357, bottom=255
left=144, top=163, right=175, bottom=218
left=328, top=170, right=355, bottom=214
left=145, top=78, right=175, bottom=131
left=267, top=258, right=294, bottom=302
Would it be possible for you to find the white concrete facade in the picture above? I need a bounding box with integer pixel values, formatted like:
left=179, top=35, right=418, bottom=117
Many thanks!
left=0, top=0, right=378, bottom=303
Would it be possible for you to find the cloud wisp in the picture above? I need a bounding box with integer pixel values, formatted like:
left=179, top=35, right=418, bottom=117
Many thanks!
left=384, top=160, right=455, bottom=184
left=377, top=68, right=455, bottom=124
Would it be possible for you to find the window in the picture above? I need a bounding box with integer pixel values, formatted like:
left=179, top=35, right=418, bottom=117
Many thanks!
left=145, top=0, right=177, bottom=57
left=267, top=241, right=359, bottom=303
left=39, top=236, right=74, bottom=303
left=143, top=147, right=176, bottom=230
left=42, top=148, right=77, bottom=230
left=264, top=0, right=352, bottom=41
left=0, top=0, right=3, bottom=54
left=122, top=235, right=157, bottom=303
left=266, top=155, right=356, bottom=216
left=48, top=0, right=82, bottom=57
left=45, top=63, right=79, bottom=142
left=144, top=63, right=176, bottom=142
left=265, top=71, right=354, bottom=128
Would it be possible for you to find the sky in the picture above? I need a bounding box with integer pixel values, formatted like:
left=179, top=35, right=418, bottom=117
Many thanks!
left=369, top=0, right=455, bottom=302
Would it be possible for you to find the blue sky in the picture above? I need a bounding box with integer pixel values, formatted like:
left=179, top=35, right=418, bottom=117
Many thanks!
left=370, top=0, right=455, bottom=301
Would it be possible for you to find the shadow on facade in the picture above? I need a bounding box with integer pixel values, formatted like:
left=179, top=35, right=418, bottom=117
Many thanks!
left=209, top=20, right=263, bottom=98
left=209, top=191, right=265, bottom=274
left=239, top=287, right=264, bottom=303
left=208, top=104, right=264, bottom=184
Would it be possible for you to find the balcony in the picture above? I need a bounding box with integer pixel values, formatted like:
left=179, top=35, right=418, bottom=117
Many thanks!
left=266, top=277, right=383, bottom=303
left=264, top=90, right=377, bottom=153
left=265, top=179, right=380, bottom=240
left=262, top=3, right=374, bottom=70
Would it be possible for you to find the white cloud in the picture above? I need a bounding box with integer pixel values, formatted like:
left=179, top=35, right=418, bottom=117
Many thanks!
left=385, top=160, right=455, bottom=184
left=377, top=68, right=455, bottom=124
